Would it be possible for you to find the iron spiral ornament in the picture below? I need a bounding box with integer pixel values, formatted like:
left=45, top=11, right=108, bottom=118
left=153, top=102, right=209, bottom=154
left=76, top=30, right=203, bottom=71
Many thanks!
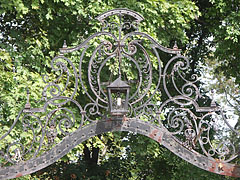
left=0, top=9, right=239, bottom=179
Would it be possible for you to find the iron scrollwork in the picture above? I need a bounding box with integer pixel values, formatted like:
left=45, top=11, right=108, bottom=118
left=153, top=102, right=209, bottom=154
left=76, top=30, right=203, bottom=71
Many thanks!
left=0, top=9, right=239, bottom=179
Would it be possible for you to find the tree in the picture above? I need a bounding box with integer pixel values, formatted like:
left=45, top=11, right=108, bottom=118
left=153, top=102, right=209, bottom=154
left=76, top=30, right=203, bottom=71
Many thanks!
left=188, top=0, right=240, bottom=157
left=0, top=0, right=239, bottom=179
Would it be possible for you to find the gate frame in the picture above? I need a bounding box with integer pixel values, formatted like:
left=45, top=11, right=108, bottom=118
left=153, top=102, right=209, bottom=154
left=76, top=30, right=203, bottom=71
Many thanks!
left=0, top=8, right=239, bottom=179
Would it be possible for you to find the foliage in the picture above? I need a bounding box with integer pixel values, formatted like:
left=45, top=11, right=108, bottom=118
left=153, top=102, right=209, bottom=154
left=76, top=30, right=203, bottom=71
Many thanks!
left=0, top=0, right=239, bottom=179
left=191, top=0, right=240, bottom=158
left=189, top=0, right=240, bottom=82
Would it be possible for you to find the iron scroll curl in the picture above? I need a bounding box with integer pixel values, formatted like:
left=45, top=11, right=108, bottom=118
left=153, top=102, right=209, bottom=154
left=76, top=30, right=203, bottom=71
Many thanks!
left=0, top=9, right=239, bottom=179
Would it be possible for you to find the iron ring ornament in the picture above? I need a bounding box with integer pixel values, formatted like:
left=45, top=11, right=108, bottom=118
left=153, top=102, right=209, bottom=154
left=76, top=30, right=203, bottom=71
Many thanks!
left=0, top=9, right=239, bottom=179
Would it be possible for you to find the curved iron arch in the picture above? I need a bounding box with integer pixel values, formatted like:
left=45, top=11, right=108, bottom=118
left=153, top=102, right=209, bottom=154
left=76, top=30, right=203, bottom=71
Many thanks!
left=0, top=118, right=239, bottom=179
left=0, top=9, right=239, bottom=179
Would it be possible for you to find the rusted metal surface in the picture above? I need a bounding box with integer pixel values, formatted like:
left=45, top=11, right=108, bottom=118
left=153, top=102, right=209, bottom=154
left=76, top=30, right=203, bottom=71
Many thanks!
left=0, top=8, right=239, bottom=179
left=0, top=118, right=239, bottom=179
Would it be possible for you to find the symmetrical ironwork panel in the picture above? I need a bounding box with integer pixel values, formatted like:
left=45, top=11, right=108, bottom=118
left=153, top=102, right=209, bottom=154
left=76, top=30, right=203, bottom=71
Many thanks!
left=0, top=9, right=239, bottom=179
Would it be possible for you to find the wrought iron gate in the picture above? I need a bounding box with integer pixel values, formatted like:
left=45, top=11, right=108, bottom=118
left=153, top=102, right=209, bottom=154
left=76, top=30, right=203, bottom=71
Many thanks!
left=0, top=9, right=239, bottom=179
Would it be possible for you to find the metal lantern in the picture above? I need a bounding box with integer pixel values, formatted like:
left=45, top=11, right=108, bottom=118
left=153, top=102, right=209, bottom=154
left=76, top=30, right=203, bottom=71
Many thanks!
left=107, top=77, right=130, bottom=116
left=1, top=9, right=239, bottom=180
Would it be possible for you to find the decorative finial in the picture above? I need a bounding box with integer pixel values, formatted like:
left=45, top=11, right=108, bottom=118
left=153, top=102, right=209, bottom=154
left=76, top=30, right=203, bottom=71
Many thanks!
left=173, top=41, right=178, bottom=50
left=62, top=40, right=67, bottom=48
left=25, top=87, right=31, bottom=109
left=210, top=89, right=217, bottom=107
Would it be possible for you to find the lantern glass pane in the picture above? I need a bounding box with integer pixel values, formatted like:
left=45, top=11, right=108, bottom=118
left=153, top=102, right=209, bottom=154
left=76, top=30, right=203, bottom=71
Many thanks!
left=111, top=91, right=126, bottom=111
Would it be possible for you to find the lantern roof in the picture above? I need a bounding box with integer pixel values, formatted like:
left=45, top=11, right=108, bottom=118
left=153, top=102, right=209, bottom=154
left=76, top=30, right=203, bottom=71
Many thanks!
left=107, top=77, right=130, bottom=88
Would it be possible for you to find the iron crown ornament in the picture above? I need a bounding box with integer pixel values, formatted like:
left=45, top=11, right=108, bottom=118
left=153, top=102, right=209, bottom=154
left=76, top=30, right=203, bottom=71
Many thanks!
left=0, top=9, right=239, bottom=179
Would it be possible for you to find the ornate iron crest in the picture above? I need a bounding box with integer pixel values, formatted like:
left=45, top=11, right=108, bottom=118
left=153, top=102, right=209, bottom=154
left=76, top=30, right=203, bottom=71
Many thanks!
left=0, top=9, right=239, bottom=179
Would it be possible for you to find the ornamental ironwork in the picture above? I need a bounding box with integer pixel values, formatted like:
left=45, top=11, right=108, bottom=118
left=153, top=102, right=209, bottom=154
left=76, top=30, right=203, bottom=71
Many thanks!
left=0, top=9, right=239, bottom=179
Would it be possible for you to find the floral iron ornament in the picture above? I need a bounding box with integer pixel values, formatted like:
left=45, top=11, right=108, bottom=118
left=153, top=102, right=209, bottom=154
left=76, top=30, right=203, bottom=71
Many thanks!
left=0, top=9, right=239, bottom=179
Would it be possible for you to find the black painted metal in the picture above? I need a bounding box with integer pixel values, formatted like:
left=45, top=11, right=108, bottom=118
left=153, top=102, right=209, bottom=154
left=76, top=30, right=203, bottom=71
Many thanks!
left=0, top=8, right=239, bottom=179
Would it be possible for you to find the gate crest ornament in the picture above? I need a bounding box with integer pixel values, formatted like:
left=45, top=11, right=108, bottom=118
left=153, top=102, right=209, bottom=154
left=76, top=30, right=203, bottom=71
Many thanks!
left=0, top=9, right=239, bottom=179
